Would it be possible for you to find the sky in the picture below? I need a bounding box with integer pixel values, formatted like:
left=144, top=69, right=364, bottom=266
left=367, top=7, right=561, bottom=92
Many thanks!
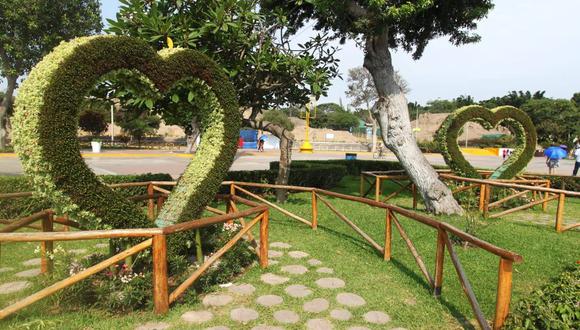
left=5, top=1, right=580, bottom=106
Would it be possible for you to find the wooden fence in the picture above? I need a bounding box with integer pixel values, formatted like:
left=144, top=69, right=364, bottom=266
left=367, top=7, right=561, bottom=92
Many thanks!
left=0, top=190, right=269, bottom=319
left=1, top=180, right=527, bottom=328
left=360, top=170, right=579, bottom=233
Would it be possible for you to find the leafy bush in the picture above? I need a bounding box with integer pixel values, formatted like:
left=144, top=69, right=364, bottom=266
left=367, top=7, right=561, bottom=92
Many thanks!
left=505, top=264, right=579, bottom=329
left=0, top=173, right=172, bottom=220
left=270, top=159, right=406, bottom=176
left=262, top=110, right=294, bottom=130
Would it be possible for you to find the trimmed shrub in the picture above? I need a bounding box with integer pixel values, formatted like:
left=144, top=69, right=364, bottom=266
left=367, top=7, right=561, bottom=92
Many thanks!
left=435, top=105, right=537, bottom=179
left=12, top=35, right=240, bottom=230
left=0, top=173, right=172, bottom=220
left=505, top=265, right=579, bottom=329
left=270, top=159, right=406, bottom=176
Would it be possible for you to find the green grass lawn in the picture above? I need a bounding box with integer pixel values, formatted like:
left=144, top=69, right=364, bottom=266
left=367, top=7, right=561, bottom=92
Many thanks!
left=0, top=176, right=578, bottom=329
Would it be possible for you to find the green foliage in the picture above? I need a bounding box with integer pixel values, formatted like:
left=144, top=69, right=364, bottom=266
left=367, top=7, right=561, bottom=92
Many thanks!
left=270, top=159, right=407, bottom=176
left=107, top=0, right=339, bottom=117
left=310, top=103, right=360, bottom=131
left=262, top=110, right=294, bottom=131
left=521, top=99, right=579, bottom=147
left=116, top=111, right=161, bottom=147
left=12, top=35, right=240, bottom=231
left=505, top=265, right=580, bottom=330
left=0, top=173, right=172, bottom=220
left=435, top=105, right=537, bottom=179
left=479, top=90, right=546, bottom=109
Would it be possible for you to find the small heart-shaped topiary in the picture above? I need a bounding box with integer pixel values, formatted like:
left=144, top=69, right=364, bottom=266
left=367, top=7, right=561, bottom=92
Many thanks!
left=435, top=105, right=537, bottom=179
left=13, top=35, right=240, bottom=230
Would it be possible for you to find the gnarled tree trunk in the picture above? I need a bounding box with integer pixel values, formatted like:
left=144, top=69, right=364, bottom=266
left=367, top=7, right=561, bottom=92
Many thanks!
left=185, top=117, right=201, bottom=154
left=0, top=75, right=17, bottom=149
left=364, top=31, right=462, bottom=215
left=243, top=118, right=294, bottom=203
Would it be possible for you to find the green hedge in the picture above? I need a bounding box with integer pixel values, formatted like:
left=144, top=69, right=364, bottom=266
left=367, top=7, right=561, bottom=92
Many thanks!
left=0, top=173, right=172, bottom=220
left=435, top=105, right=537, bottom=179
left=505, top=265, right=579, bottom=329
left=227, top=163, right=347, bottom=189
left=12, top=35, right=240, bottom=230
left=546, top=175, right=580, bottom=192
left=270, top=159, right=406, bottom=176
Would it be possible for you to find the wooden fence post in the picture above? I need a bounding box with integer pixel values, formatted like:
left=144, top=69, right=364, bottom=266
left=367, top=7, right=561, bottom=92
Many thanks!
left=147, top=183, right=155, bottom=220
left=156, top=196, right=165, bottom=216
left=434, top=229, right=445, bottom=297
left=384, top=209, right=392, bottom=261
left=375, top=177, right=381, bottom=202
left=311, top=191, right=318, bottom=230
left=483, top=185, right=491, bottom=218
left=259, top=210, right=269, bottom=268
left=493, top=258, right=513, bottom=330
left=542, top=180, right=550, bottom=212
left=152, top=234, right=169, bottom=314
left=360, top=174, right=364, bottom=197
left=40, top=212, right=54, bottom=274
left=555, top=193, right=565, bottom=233
left=479, top=184, right=487, bottom=211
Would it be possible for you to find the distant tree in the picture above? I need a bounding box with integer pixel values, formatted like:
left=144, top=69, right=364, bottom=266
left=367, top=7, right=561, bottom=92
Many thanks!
left=262, top=0, right=495, bottom=214
left=262, top=110, right=294, bottom=131
left=521, top=99, right=579, bottom=146
left=480, top=90, right=545, bottom=109
left=79, top=106, right=108, bottom=137
left=326, top=111, right=360, bottom=131
left=0, top=0, right=102, bottom=148
left=117, top=111, right=161, bottom=148
left=571, top=92, right=580, bottom=108
left=425, top=99, right=458, bottom=114
left=346, top=67, right=379, bottom=151
left=317, top=103, right=345, bottom=114
left=454, top=95, right=475, bottom=108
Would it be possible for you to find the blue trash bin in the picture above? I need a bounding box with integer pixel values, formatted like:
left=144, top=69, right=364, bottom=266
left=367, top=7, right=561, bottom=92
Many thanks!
left=345, top=153, right=357, bottom=160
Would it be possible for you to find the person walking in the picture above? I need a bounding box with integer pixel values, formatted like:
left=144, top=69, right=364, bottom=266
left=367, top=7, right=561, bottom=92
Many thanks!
left=573, top=143, right=580, bottom=176
left=258, top=134, right=266, bottom=152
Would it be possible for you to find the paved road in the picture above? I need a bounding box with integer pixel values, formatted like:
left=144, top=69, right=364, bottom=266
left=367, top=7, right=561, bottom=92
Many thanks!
left=0, top=149, right=576, bottom=178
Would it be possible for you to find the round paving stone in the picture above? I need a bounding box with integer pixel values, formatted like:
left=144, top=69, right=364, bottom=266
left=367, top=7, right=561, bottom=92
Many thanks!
left=316, top=267, right=334, bottom=274
left=228, top=283, right=255, bottom=296
left=270, top=242, right=291, bottom=249
left=22, top=258, right=41, bottom=266
left=273, top=310, right=300, bottom=324
left=251, top=326, right=283, bottom=330
left=315, top=277, right=345, bottom=289
left=134, top=322, right=171, bottom=330
left=336, top=293, right=366, bottom=307
left=181, top=310, right=214, bottom=324
left=306, top=318, right=333, bottom=330
left=69, top=248, right=87, bottom=255
left=257, top=294, right=283, bottom=307
left=268, top=259, right=279, bottom=265
left=0, top=281, right=30, bottom=294
left=285, top=284, right=312, bottom=298
left=281, top=265, right=308, bottom=275
left=288, top=251, right=309, bottom=259
left=205, top=327, right=230, bottom=330
left=307, top=259, right=322, bottom=266
left=261, top=273, right=289, bottom=285
left=363, top=311, right=391, bottom=324
left=0, top=267, right=14, bottom=273
left=15, top=268, right=41, bottom=278
left=268, top=250, right=283, bottom=258
left=303, top=298, right=330, bottom=313
left=330, top=309, right=352, bottom=321
left=95, top=243, right=109, bottom=248
left=230, top=307, right=259, bottom=323
left=202, top=294, right=233, bottom=307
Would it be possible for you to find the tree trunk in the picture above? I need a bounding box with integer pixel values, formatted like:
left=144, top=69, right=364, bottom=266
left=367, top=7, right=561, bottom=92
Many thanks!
left=0, top=75, right=17, bottom=149
left=371, top=118, right=378, bottom=153
left=185, top=118, right=201, bottom=154
left=243, top=118, right=294, bottom=203
left=364, top=31, right=462, bottom=215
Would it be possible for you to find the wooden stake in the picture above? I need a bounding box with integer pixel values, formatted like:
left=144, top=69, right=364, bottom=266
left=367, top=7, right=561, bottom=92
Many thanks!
left=493, top=258, right=513, bottom=330
left=555, top=193, right=565, bottom=233
left=479, top=184, right=486, bottom=211
left=40, top=212, right=54, bottom=274
left=375, top=177, right=381, bottom=202
left=542, top=180, right=551, bottom=212
left=412, top=183, right=418, bottom=209
left=259, top=210, right=269, bottom=268
left=434, top=229, right=445, bottom=297
left=152, top=235, right=169, bottom=314
left=392, top=215, right=434, bottom=287
left=384, top=209, right=392, bottom=261
left=483, top=184, right=491, bottom=218
left=311, top=191, right=318, bottom=230
left=147, top=183, right=155, bottom=220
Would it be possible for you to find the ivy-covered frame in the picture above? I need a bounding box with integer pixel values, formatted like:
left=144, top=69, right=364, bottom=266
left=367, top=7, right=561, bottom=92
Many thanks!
left=435, top=105, right=537, bottom=179
left=13, top=35, right=240, bottom=230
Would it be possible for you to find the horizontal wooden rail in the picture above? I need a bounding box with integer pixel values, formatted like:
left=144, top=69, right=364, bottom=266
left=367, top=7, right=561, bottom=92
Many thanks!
left=226, top=181, right=314, bottom=192
left=0, top=191, right=33, bottom=199
left=0, top=238, right=152, bottom=320
left=0, top=210, right=52, bottom=233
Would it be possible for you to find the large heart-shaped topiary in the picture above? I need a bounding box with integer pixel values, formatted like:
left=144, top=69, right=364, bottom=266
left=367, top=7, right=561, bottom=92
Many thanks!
left=12, top=35, right=240, bottom=230
left=435, top=105, right=537, bottom=179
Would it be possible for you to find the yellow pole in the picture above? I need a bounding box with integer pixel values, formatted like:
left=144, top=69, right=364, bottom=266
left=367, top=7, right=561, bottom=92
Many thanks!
left=300, top=98, right=314, bottom=153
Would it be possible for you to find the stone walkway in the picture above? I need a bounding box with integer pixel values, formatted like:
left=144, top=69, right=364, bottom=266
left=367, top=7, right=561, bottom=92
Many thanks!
left=135, top=241, right=406, bottom=330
